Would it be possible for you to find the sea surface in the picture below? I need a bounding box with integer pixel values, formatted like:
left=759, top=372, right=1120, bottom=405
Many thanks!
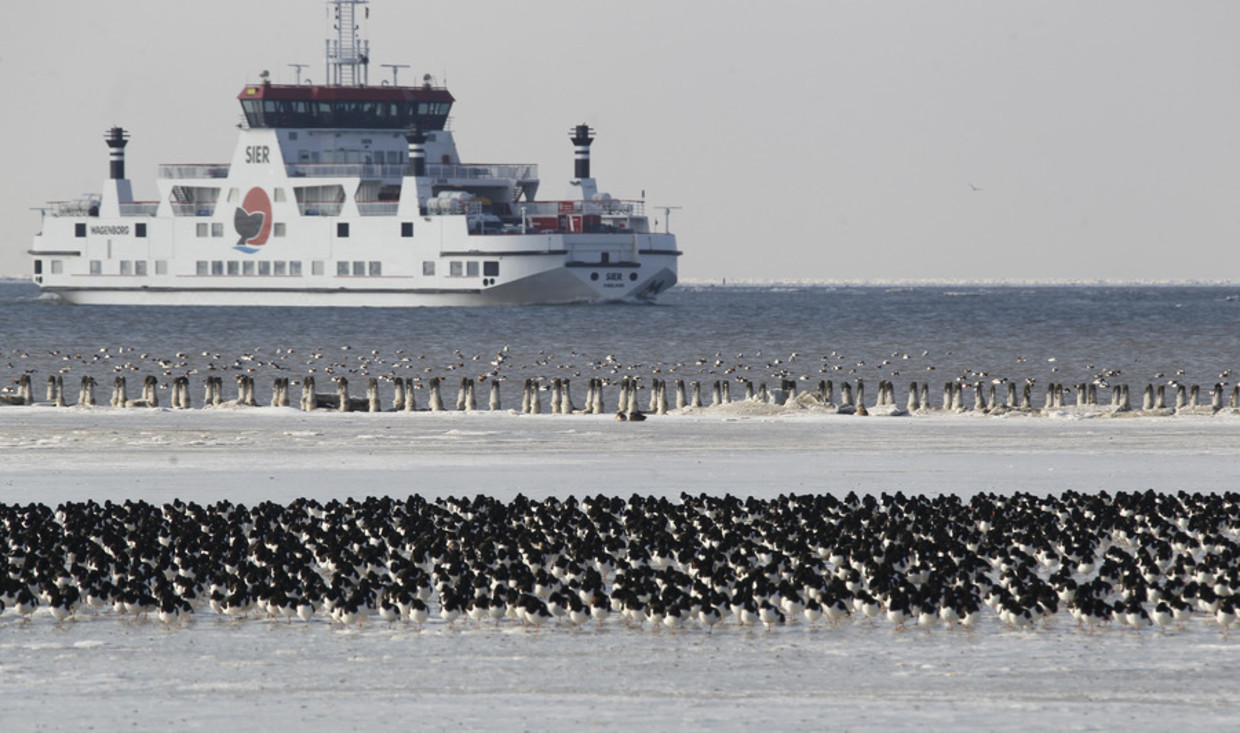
left=2, top=279, right=1239, bottom=402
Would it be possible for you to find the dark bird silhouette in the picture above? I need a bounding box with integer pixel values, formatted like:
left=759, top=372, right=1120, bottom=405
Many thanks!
left=234, top=208, right=265, bottom=245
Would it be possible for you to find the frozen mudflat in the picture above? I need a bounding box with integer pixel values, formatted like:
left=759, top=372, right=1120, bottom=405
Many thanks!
left=3, top=407, right=1240, bottom=731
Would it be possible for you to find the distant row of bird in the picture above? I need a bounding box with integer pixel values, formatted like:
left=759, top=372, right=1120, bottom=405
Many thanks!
left=2, top=490, right=1238, bottom=635
left=3, top=371, right=1240, bottom=417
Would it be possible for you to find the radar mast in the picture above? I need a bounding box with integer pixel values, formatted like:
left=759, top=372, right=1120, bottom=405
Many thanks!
left=325, top=0, right=370, bottom=87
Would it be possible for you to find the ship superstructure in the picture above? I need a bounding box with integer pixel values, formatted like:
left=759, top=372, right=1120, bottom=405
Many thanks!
left=29, top=0, right=679, bottom=306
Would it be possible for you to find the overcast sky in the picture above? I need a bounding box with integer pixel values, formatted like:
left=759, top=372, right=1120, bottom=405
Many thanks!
left=5, top=0, right=1239, bottom=282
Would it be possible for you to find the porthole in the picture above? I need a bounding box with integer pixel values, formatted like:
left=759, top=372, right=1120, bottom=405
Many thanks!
left=590, top=272, right=599, bottom=281
left=629, top=272, right=638, bottom=281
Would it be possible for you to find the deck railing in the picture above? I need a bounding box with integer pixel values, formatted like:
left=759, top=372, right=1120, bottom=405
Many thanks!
left=158, top=164, right=230, bottom=179
left=158, top=161, right=539, bottom=182
left=118, top=202, right=160, bottom=217
left=518, top=199, right=645, bottom=217
left=356, top=201, right=399, bottom=216
left=426, top=163, right=538, bottom=181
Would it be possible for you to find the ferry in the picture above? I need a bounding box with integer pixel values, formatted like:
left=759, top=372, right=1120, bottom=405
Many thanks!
left=28, top=0, right=679, bottom=306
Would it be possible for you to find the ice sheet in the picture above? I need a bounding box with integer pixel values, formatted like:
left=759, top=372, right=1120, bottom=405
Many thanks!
left=2, top=407, right=1239, bottom=732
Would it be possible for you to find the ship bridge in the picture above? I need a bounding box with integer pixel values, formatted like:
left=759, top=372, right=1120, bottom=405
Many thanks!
left=238, top=83, right=454, bottom=131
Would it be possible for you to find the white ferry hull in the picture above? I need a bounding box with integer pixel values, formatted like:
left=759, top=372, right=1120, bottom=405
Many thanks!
left=40, top=260, right=678, bottom=307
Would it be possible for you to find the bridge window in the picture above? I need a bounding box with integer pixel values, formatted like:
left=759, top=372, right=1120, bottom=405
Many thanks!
left=241, top=97, right=452, bottom=130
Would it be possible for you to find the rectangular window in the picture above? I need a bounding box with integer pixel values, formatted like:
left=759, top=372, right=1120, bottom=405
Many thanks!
left=134, top=260, right=148, bottom=276
left=197, top=261, right=208, bottom=275
left=155, top=260, right=168, bottom=275
left=75, top=223, right=87, bottom=238
left=274, top=188, right=286, bottom=202
left=211, top=261, right=224, bottom=276
left=50, top=260, right=63, bottom=274
left=311, top=260, right=324, bottom=276
left=401, top=221, right=414, bottom=237
left=120, top=260, right=132, bottom=275
left=337, top=222, right=350, bottom=237
left=352, top=261, right=365, bottom=276
left=466, top=261, right=479, bottom=277
left=135, top=223, right=147, bottom=238
left=289, top=261, right=303, bottom=276
left=212, top=222, right=224, bottom=238
left=33, top=260, right=42, bottom=275
left=273, top=222, right=286, bottom=237
left=337, top=261, right=350, bottom=276
left=242, top=261, right=255, bottom=276
left=368, top=261, right=382, bottom=276
left=197, top=222, right=208, bottom=237
left=227, top=188, right=239, bottom=203
left=90, top=260, right=102, bottom=275
left=450, top=261, right=463, bottom=277
left=483, top=261, right=499, bottom=277
left=227, top=261, right=240, bottom=276
left=274, top=261, right=287, bottom=276
left=423, top=261, right=435, bottom=276
left=258, top=261, right=271, bottom=276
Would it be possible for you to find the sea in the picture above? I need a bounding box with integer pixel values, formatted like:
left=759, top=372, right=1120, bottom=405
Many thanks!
left=3, top=278, right=1240, bottom=402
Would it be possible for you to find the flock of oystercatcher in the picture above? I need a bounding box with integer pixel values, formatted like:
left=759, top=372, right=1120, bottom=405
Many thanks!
left=1, top=491, right=1237, bottom=635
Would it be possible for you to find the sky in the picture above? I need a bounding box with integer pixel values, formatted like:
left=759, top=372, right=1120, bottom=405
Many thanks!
left=4, top=0, right=1240, bottom=282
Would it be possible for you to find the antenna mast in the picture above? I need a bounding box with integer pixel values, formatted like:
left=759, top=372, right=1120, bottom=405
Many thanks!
left=325, top=0, right=370, bottom=87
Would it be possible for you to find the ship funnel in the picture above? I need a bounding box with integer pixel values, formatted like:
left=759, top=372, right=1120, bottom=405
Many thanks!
left=105, top=127, right=130, bottom=180
left=570, top=123, right=595, bottom=179
left=405, top=126, right=427, bottom=177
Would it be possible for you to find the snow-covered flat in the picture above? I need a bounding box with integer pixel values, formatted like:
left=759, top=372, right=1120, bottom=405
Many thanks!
left=3, top=612, right=1238, bottom=732
left=3, top=408, right=1240, bottom=732
left=4, top=406, right=1240, bottom=502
